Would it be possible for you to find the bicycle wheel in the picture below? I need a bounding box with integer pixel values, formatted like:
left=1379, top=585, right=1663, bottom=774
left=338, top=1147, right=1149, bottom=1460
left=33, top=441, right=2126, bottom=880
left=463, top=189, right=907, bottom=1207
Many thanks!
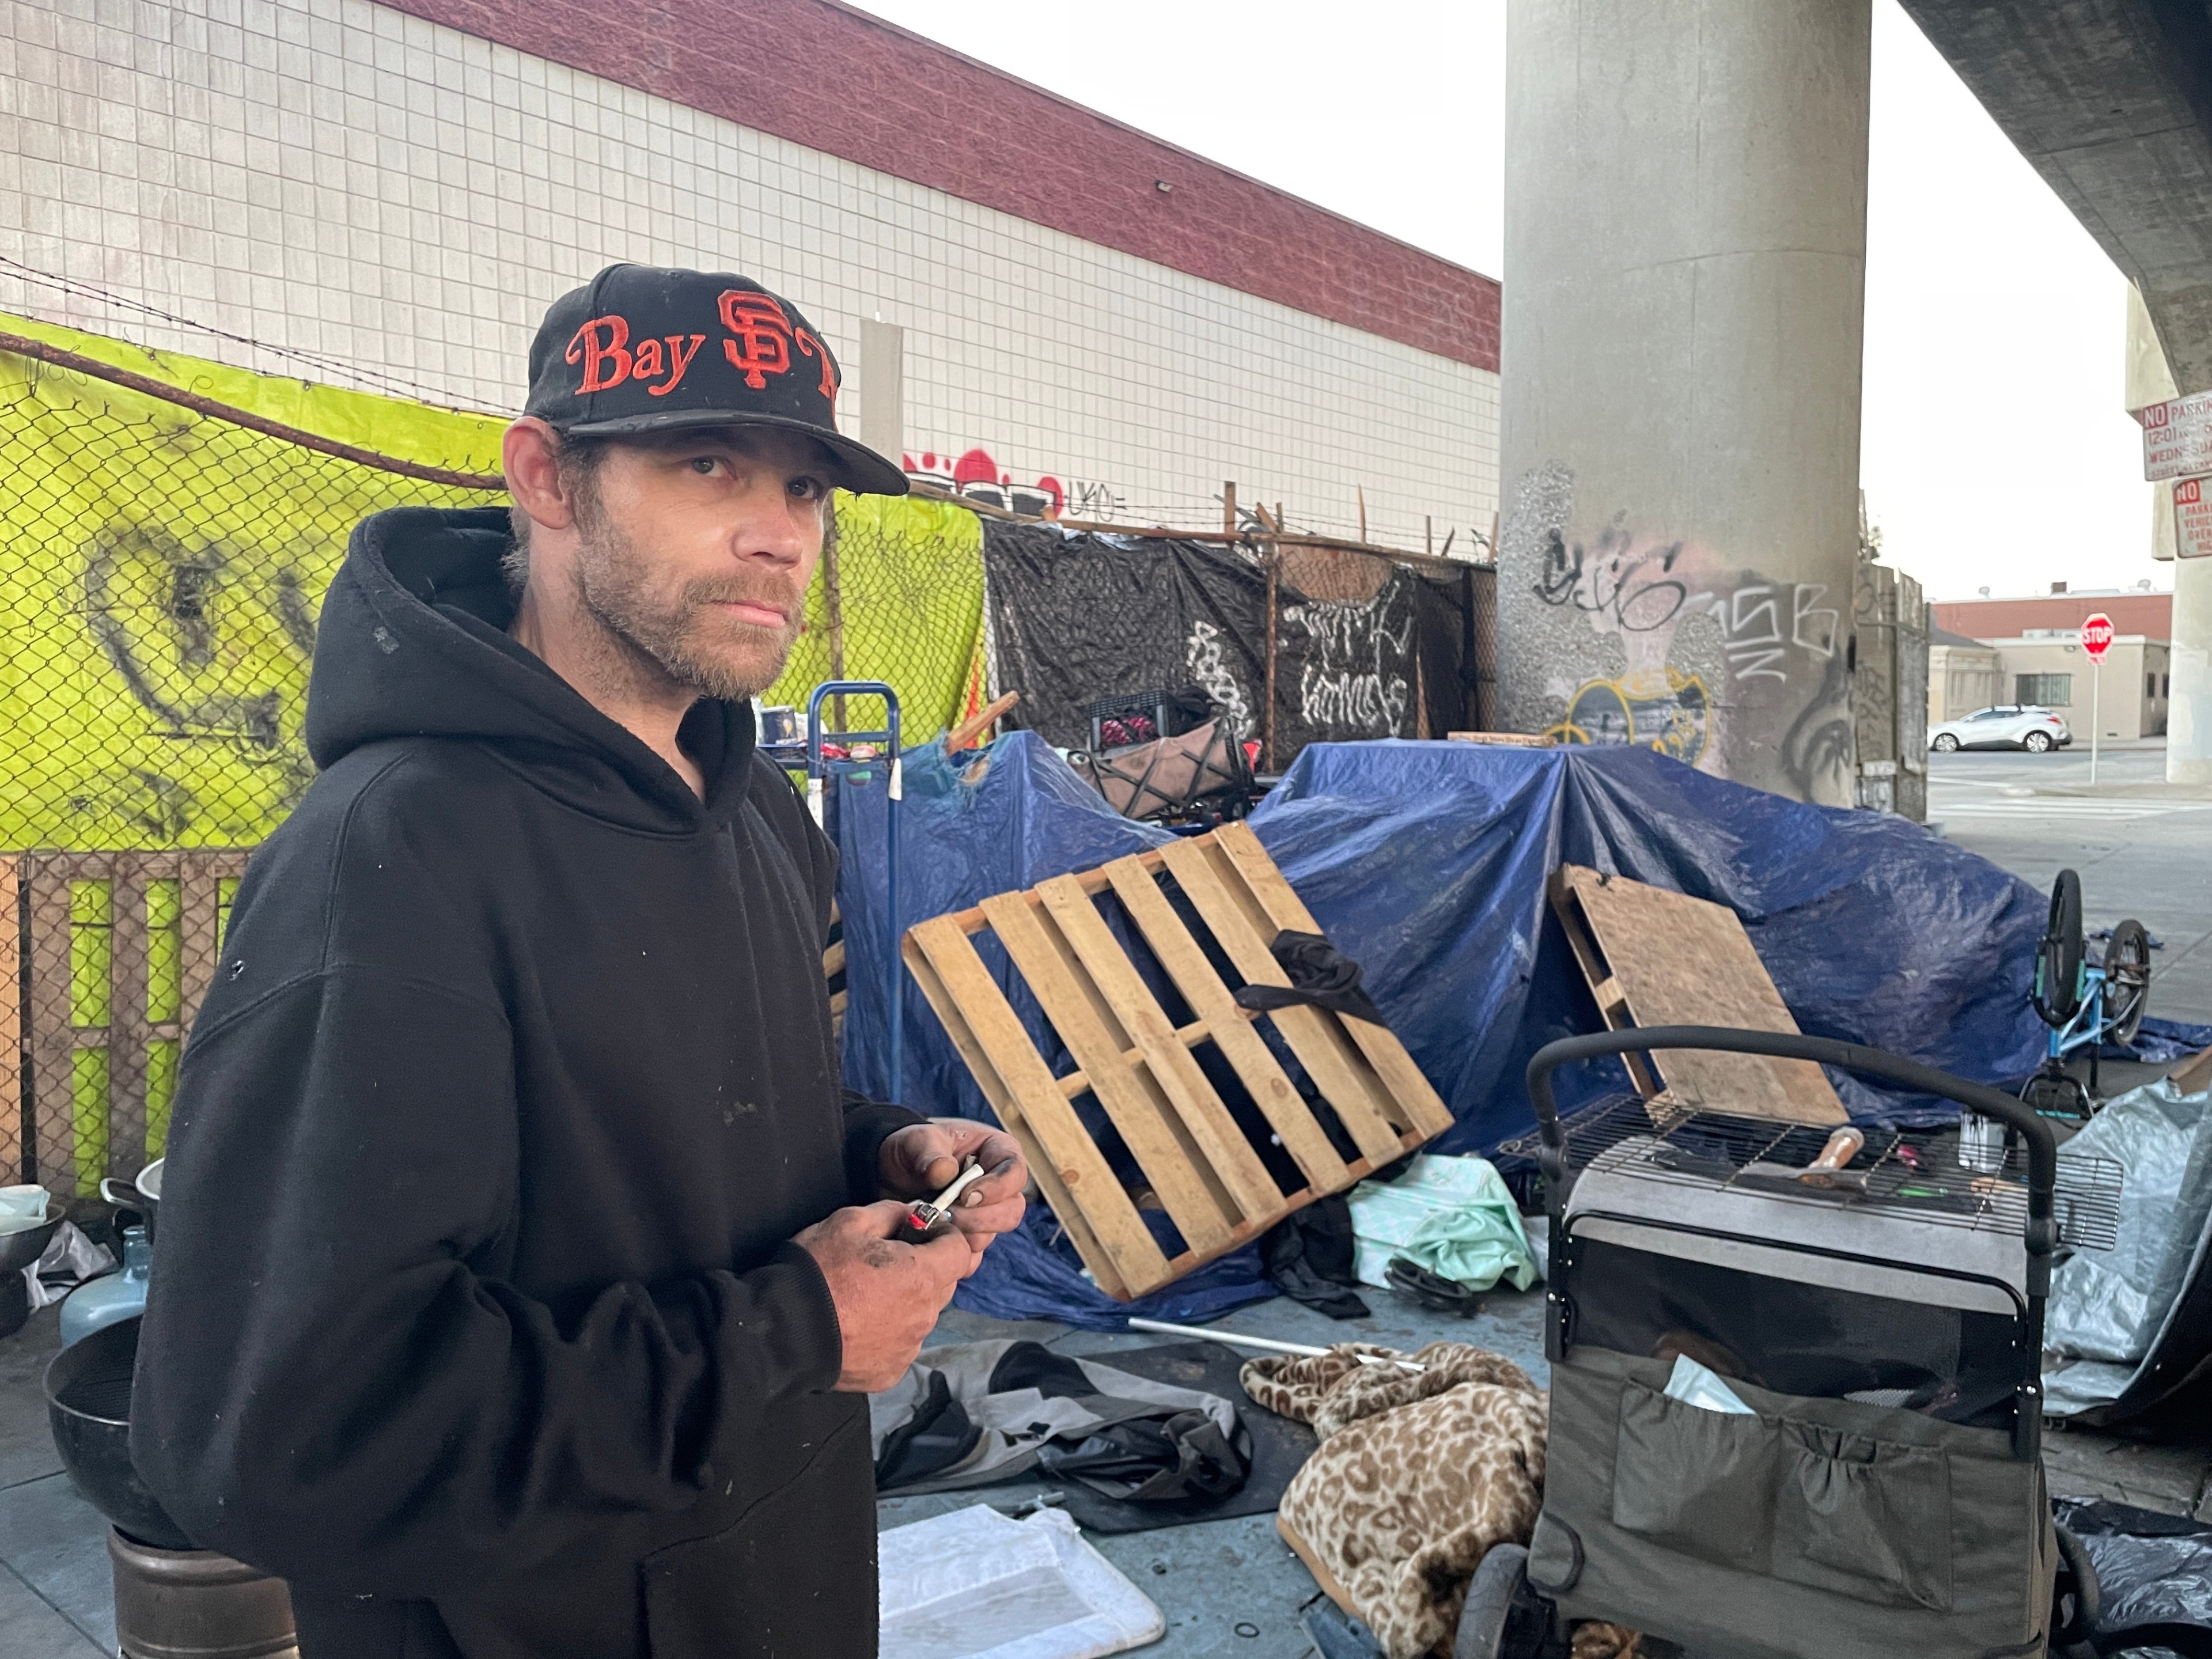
left=2033, top=870, right=2085, bottom=1027
left=2103, top=918, right=2152, bottom=1048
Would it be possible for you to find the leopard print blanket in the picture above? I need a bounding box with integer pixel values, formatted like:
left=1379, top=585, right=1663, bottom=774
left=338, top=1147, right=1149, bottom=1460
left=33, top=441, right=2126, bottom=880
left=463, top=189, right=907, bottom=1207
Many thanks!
left=1244, top=1342, right=1638, bottom=1659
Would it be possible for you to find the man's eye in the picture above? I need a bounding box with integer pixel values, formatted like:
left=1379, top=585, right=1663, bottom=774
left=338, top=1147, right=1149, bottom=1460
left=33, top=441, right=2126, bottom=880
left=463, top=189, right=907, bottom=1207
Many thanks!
left=789, top=477, right=825, bottom=501
left=689, top=457, right=720, bottom=475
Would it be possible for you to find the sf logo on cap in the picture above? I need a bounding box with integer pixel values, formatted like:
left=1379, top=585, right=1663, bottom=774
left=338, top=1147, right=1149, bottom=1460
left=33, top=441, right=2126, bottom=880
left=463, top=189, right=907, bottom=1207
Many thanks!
left=719, top=290, right=839, bottom=403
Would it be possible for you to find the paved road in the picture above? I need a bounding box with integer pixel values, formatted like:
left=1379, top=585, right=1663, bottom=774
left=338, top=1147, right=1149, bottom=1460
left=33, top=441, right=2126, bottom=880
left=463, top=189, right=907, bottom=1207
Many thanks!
left=1929, top=742, right=2212, bottom=1026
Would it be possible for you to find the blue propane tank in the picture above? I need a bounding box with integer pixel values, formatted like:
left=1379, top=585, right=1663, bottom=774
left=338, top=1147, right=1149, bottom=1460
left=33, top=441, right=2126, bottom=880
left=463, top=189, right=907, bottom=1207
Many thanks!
left=59, top=1226, right=151, bottom=1349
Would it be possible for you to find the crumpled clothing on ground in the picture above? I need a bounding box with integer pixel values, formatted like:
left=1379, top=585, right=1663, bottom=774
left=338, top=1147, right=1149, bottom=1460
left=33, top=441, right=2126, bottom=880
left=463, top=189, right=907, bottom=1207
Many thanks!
left=1243, top=1342, right=1550, bottom=1658
left=1241, top=1339, right=1539, bottom=1442
left=1569, top=1624, right=1642, bottom=1658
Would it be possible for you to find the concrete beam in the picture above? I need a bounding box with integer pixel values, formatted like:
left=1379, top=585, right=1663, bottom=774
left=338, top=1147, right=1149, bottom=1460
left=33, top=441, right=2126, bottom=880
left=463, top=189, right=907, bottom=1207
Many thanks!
left=1896, top=0, right=2212, bottom=393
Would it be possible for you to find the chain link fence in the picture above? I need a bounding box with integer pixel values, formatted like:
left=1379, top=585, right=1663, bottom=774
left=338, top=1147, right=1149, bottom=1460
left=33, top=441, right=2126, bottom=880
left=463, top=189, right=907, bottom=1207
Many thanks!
left=0, top=335, right=505, bottom=1202
left=0, top=325, right=1001, bottom=1202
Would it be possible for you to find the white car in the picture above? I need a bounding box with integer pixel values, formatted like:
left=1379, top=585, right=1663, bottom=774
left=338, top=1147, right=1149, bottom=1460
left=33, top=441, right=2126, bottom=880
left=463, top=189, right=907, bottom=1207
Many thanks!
left=1929, top=705, right=2073, bottom=753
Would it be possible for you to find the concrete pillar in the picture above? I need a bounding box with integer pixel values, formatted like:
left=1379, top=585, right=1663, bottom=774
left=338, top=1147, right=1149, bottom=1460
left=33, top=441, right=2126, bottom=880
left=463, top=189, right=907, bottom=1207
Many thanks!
left=1497, top=0, right=1873, bottom=805
left=2175, top=559, right=2212, bottom=784
left=2132, top=286, right=2212, bottom=784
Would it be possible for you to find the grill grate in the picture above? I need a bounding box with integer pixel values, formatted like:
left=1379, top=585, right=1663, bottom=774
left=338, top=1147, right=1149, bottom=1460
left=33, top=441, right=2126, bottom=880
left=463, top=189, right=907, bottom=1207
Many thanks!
left=1499, top=1094, right=2123, bottom=1253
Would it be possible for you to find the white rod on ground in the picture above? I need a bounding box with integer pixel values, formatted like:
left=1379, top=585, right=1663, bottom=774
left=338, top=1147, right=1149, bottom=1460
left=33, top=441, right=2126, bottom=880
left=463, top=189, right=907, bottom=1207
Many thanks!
left=1125, top=1317, right=1426, bottom=1372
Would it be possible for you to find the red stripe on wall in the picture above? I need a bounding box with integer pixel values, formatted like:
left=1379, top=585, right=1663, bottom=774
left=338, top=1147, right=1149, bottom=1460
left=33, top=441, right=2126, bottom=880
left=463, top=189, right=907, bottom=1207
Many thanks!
left=1934, top=595, right=2173, bottom=642
left=381, top=0, right=1501, bottom=373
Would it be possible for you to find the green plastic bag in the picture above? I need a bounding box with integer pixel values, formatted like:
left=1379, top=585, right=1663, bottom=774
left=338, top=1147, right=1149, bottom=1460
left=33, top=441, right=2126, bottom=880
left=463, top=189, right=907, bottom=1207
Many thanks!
left=1347, top=1154, right=1539, bottom=1293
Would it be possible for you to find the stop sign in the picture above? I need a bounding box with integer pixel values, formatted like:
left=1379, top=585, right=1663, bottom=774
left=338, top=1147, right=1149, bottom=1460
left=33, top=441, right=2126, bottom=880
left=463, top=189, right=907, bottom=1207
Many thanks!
left=2081, top=613, right=2115, bottom=661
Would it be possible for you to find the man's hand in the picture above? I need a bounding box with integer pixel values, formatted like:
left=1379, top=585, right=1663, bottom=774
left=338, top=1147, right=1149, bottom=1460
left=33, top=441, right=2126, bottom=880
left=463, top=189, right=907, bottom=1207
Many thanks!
left=794, top=1202, right=977, bottom=1393
left=878, top=1122, right=1028, bottom=1254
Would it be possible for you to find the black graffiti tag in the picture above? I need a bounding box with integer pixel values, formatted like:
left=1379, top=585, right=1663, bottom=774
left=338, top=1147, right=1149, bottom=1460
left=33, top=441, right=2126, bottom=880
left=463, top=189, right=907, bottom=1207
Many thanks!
left=1532, top=528, right=1687, bottom=634
left=79, top=518, right=320, bottom=831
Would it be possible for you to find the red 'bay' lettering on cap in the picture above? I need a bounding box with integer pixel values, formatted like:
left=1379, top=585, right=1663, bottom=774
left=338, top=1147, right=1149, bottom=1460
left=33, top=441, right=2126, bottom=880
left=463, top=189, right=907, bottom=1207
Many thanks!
left=718, top=290, right=793, bottom=390
left=566, top=316, right=633, bottom=394
left=653, top=334, right=706, bottom=397
left=794, top=327, right=838, bottom=408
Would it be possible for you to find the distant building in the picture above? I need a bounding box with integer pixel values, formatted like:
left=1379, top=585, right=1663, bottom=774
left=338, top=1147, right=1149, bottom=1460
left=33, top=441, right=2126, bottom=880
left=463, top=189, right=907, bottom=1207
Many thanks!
left=1931, top=589, right=2171, bottom=642
left=1927, top=627, right=2002, bottom=725
left=1929, top=623, right=2171, bottom=740
left=0, top=0, right=1500, bottom=548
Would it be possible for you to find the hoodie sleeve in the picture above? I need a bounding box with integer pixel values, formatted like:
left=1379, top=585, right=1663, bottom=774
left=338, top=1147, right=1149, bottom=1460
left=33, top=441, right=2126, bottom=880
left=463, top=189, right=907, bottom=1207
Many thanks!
left=131, top=963, right=843, bottom=1596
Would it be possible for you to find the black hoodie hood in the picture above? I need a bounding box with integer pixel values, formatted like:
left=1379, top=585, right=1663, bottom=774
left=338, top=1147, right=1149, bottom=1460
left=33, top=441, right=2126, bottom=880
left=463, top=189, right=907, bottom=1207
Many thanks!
left=306, top=505, right=755, bottom=832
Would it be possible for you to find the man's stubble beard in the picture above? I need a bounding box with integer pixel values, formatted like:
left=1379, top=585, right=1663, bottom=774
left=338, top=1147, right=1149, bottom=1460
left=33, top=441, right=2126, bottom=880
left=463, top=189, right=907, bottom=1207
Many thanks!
left=567, top=508, right=806, bottom=703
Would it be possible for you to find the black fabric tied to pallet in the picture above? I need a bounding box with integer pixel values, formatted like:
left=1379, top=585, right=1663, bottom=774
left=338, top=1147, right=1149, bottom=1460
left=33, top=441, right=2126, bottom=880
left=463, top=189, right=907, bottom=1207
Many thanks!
left=1234, top=930, right=1386, bottom=1025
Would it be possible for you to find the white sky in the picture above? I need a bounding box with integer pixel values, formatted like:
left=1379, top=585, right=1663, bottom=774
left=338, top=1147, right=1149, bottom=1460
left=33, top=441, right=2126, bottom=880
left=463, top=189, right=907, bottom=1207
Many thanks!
left=849, top=0, right=2168, bottom=602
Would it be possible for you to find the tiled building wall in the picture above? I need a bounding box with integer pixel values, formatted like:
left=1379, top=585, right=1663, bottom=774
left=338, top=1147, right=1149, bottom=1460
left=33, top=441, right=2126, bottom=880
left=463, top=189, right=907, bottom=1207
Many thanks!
left=0, top=0, right=1499, bottom=547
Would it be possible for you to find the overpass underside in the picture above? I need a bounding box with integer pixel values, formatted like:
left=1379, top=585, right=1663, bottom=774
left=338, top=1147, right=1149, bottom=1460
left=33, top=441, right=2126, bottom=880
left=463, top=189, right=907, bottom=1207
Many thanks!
left=1897, top=0, right=2212, bottom=394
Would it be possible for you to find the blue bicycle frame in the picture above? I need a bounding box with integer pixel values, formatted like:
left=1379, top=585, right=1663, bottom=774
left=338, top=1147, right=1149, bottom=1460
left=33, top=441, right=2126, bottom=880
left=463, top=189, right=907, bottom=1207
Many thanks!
left=2045, top=961, right=2113, bottom=1064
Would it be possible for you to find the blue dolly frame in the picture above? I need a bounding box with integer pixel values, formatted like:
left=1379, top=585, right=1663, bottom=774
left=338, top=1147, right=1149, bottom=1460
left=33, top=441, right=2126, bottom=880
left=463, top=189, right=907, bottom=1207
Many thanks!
left=804, top=681, right=903, bottom=1101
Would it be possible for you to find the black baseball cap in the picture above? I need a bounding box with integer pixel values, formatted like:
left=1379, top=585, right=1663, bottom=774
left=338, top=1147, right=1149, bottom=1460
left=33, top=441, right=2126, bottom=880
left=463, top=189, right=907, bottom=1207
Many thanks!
left=523, top=264, right=908, bottom=497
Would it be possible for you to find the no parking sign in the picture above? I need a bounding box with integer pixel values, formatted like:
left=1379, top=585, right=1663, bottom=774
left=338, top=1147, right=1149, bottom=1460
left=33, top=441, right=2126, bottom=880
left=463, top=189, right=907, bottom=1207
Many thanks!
left=2177, top=478, right=2212, bottom=559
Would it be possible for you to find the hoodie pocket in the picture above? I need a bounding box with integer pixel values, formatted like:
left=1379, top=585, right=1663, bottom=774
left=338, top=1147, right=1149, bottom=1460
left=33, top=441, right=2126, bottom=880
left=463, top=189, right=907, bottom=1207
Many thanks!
left=641, top=1411, right=874, bottom=1659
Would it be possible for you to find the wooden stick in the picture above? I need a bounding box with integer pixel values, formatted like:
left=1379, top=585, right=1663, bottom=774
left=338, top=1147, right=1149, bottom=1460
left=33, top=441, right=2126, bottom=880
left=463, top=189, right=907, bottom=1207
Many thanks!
left=1264, top=505, right=1283, bottom=772
left=0, top=330, right=507, bottom=489
left=945, top=690, right=1019, bottom=754
left=0, top=858, right=20, bottom=1184
left=1222, top=480, right=1237, bottom=535
left=902, top=482, right=1459, bottom=569
left=1357, top=485, right=1367, bottom=544
left=822, top=527, right=847, bottom=732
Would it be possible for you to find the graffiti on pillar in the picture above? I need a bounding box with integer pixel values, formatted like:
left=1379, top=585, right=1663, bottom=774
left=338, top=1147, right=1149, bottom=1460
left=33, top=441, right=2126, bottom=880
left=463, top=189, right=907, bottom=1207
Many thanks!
left=1547, top=668, right=1710, bottom=763
left=1505, top=460, right=1854, bottom=800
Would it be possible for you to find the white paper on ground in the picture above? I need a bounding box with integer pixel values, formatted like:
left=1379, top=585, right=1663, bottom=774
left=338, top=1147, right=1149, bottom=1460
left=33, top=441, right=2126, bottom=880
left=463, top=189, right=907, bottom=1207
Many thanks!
left=878, top=1503, right=1164, bottom=1659
left=1662, top=1354, right=1755, bottom=1415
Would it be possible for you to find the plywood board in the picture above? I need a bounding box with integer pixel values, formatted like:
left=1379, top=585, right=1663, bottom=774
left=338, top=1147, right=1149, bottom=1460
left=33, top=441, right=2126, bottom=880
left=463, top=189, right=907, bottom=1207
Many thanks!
left=1550, top=864, right=1846, bottom=1126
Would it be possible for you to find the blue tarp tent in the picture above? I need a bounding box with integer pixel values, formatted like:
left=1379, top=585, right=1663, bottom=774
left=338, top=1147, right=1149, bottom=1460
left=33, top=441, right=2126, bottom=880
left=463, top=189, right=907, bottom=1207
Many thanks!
left=828, top=735, right=2053, bottom=1326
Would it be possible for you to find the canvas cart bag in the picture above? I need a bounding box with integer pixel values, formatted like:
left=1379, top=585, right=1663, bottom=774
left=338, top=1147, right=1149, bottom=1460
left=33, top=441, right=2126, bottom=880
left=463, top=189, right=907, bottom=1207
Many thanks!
left=1521, top=1027, right=2065, bottom=1659
left=1073, top=717, right=1251, bottom=823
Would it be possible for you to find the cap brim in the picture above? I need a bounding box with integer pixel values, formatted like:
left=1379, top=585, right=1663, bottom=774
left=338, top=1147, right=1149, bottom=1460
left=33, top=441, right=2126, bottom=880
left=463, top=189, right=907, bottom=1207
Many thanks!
left=552, top=408, right=911, bottom=497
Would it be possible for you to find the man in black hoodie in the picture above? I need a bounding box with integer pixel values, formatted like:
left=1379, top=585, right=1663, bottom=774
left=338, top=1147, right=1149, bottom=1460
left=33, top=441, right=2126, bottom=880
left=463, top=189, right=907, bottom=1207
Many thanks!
left=133, top=266, right=1029, bottom=1659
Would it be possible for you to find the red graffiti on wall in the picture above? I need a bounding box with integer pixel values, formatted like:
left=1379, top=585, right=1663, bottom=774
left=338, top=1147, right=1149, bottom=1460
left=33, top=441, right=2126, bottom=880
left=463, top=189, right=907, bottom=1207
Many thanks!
left=903, top=446, right=1104, bottom=519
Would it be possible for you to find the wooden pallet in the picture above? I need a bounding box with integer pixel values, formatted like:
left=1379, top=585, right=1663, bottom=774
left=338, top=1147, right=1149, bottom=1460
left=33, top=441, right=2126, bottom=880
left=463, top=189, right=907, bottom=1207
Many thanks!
left=903, top=821, right=1454, bottom=1299
left=3, top=850, right=253, bottom=1200
left=1548, top=864, right=1846, bottom=1126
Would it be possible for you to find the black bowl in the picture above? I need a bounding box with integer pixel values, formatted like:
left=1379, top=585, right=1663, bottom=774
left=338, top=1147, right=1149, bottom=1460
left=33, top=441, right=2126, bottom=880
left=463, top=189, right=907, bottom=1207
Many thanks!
left=0, top=1213, right=63, bottom=1277
left=43, top=1316, right=194, bottom=1551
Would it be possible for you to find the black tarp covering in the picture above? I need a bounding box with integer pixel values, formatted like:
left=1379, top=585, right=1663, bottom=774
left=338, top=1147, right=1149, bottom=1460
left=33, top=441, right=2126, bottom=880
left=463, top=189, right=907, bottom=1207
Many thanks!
left=983, top=521, right=1468, bottom=762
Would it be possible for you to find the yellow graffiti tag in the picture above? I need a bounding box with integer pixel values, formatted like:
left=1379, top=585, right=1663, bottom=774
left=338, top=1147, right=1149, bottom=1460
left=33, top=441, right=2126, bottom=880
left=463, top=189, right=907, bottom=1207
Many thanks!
left=1544, top=667, right=1710, bottom=764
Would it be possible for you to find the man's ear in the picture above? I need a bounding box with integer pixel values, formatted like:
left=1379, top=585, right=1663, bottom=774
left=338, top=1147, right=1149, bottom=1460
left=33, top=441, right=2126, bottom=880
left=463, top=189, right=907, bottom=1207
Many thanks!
left=503, top=418, right=578, bottom=536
